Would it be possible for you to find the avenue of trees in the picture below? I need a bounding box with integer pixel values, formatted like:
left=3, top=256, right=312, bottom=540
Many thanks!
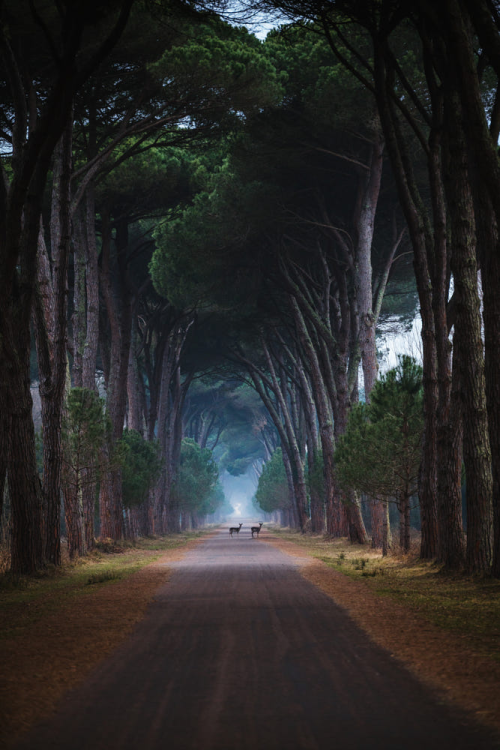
left=1, top=0, right=500, bottom=578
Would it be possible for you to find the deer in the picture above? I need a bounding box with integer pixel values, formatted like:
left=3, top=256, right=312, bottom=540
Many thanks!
left=229, top=522, right=243, bottom=536
left=251, top=522, right=263, bottom=538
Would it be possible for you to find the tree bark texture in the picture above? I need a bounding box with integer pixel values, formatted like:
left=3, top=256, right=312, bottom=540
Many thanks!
left=39, top=120, right=73, bottom=565
left=0, top=410, right=9, bottom=522
left=127, top=316, right=143, bottom=433
left=62, top=474, right=85, bottom=558
left=480, top=210, right=500, bottom=577
left=444, top=88, right=493, bottom=574
left=98, top=213, right=134, bottom=540
left=355, top=130, right=384, bottom=400
left=370, top=497, right=384, bottom=549
left=463, top=44, right=500, bottom=578
left=8, top=394, right=44, bottom=574
left=399, top=493, right=411, bottom=554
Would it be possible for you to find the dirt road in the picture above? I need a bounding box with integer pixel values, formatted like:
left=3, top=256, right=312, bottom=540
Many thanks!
left=16, top=528, right=499, bottom=750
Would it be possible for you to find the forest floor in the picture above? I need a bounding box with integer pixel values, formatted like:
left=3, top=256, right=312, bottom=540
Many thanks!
left=1, top=525, right=499, bottom=747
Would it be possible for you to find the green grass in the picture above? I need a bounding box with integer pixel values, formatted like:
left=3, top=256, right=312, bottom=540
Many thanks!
left=268, top=525, right=500, bottom=662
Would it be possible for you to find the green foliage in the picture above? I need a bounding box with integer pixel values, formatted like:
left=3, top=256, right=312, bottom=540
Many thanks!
left=218, top=424, right=264, bottom=476
left=148, top=20, right=283, bottom=128
left=335, top=356, right=424, bottom=504
left=62, top=388, right=110, bottom=485
left=307, top=450, right=325, bottom=501
left=215, top=384, right=271, bottom=474
left=200, top=480, right=231, bottom=516
left=173, top=438, right=219, bottom=514
left=255, top=448, right=290, bottom=513
left=265, top=23, right=374, bottom=133
left=150, top=22, right=418, bottom=332
left=96, top=145, right=195, bottom=220
left=150, top=158, right=276, bottom=309
left=119, top=430, right=163, bottom=509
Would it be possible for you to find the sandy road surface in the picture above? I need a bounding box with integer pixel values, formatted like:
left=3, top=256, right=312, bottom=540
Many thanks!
left=16, top=528, right=499, bottom=750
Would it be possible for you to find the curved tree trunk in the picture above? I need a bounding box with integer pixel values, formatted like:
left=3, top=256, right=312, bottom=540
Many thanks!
left=289, top=297, right=338, bottom=534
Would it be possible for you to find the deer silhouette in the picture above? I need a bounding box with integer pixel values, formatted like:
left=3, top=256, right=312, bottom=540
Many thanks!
left=229, top=522, right=243, bottom=536
left=251, top=522, right=263, bottom=538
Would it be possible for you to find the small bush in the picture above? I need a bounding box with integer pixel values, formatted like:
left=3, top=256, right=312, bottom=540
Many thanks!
left=94, top=538, right=125, bottom=554
left=86, top=570, right=122, bottom=585
left=353, top=558, right=368, bottom=570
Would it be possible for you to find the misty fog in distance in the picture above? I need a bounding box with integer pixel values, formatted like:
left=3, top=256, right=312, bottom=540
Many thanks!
left=220, top=470, right=260, bottom=518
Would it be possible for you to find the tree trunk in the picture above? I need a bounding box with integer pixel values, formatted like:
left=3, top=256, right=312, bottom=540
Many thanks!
left=333, top=348, right=368, bottom=546
left=40, top=120, right=73, bottom=565
left=370, top=497, right=384, bottom=548
left=127, top=315, right=143, bottom=433
left=72, top=207, right=86, bottom=389
left=0, top=411, right=9, bottom=523
left=444, top=88, right=493, bottom=574
left=355, top=130, right=384, bottom=399
left=72, top=186, right=101, bottom=551
left=436, top=337, right=466, bottom=568
left=382, top=502, right=391, bottom=557
left=289, top=298, right=336, bottom=533
left=282, top=448, right=299, bottom=529
left=469, top=119, right=500, bottom=578
left=82, top=186, right=100, bottom=391
left=295, top=355, right=324, bottom=532
left=399, top=493, right=411, bottom=554
left=261, top=337, right=309, bottom=531
left=9, top=397, right=44, bottom=574
left=98, top=213, right=133, bottom=540
left=155, top=337, right=180, bottom=533
left=345, top=491, right=368, bottom=545
left=481, top=227, right=500, bottom=577
left=3, top=164, right=51, bottom=574
left=62, top=477, right=85, bottom=559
